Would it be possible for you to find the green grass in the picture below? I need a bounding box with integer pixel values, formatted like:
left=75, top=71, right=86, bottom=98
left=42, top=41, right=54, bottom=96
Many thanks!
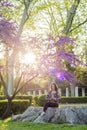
left=0, top=119, right=87, bottom=130
left=59, top=103, right=87, bottom=108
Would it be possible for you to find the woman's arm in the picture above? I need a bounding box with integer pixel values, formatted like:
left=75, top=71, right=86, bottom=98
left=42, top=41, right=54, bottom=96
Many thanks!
left=51, top=92, right=61, bottom=101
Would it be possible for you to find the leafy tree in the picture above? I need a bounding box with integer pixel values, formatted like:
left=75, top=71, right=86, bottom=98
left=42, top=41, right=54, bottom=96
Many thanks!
left=0, top=0, right=39, bottom=119
left=0, top=0, right=87, bottom=119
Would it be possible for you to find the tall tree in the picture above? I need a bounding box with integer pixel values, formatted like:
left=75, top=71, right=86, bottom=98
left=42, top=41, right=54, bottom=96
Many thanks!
left=0, top=0, right=39, bottom=119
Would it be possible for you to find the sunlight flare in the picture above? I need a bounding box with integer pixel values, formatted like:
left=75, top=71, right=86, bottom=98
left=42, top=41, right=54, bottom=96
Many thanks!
left=22, top=52, right=36, bottom=64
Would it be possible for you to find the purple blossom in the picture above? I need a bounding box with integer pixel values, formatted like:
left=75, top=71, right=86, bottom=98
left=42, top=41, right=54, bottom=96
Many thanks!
left=48, top=34, right=77, bottom=47
left=49, top=68, right=58, bottom=75
left=0, top=0, right=15, bottom=7
left=58, top=51, right=84, bottom=66
left=57, top=35, right=75, bottom=45
left=49, top=68, right=78, bottom=85
left=0, top=20, right=18, bottom=45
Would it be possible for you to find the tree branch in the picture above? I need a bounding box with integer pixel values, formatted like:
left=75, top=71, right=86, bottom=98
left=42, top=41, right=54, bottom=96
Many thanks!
left=69, top=18, right=87, bottom=33
left=12, top=73, right=23, bottom=98
left=17, top=0, right=31, bottom=37
left=13, top=74, right=38, bottom=97
left=63, top=0, right=81, bottom=35
left=0, top=72, right=9, bottom=99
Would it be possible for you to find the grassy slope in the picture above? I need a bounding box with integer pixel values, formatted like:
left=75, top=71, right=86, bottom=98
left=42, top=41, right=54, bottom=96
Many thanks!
left=0, top=120, right=87, bottom=130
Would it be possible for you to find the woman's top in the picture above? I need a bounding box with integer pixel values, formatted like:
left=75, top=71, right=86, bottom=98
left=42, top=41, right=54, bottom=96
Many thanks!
left=46, top=90, right=61, bottom=103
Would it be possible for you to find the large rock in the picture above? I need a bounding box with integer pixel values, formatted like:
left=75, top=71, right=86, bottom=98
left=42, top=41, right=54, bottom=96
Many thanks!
left=12, top=106, right=87, bottom=124
left=12, top=106, right=43, bottom=122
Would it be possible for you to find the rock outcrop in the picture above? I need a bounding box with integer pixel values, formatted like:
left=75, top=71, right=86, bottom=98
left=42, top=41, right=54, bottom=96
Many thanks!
left=12, top=106, right=87, bottom=124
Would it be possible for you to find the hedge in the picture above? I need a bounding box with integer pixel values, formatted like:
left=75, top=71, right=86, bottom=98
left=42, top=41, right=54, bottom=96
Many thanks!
left=61, top=96, right=87, bottom=104
left=0, top=100, right=30, bottom=117
left=0, top=95, right=6, bottom=100
left=0, top=95, right=33, bottom=104
left=15, top=95, right=32, bottom=104
left=33, top=95, right=87, bottom=106
left=33, top=94, right=46, bottom=106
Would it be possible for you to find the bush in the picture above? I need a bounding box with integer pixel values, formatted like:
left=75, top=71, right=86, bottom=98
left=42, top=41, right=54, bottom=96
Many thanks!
left=38, top=94, right=46, bottom=106
left=33, top=95, right=46, bottom=106
left=0, top=95, right=33, bottom=105
left=60, top=97, right=87, bottom=104
left=33, top=96, right=39, bottom=106
left=12, top=100, right=31, bottom=114
left=15, top=95, right=33, bottom=105
left=33, top=95, right=87, bottom=106
left=0, top=100, right=30, bottom=116
left=0, top=95, right=6, bottom=100
left=0, top=100, right=7, bottom=116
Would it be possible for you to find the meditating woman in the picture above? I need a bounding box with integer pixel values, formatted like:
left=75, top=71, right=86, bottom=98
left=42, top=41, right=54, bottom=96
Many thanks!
left=41, top=82, right=61, bottom=115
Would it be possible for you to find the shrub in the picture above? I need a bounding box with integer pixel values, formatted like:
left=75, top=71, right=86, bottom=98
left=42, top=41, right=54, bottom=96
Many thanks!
left=60, top=97, right=87, bottom=104
left=38, top=94, right=46, bottom=106
left=33, top=96, right=39, bottom=106
left=0, top=95, right=33, bottom=105
left=15, top=95, right=33, bottom=105
left=33, top=95, right=87, bottom=106
left=0, top=100, right=30, bottom=116
left=12, top=100, right=30, bottom=114
left=33, top=94, right=46, bottom=106
left=0, top=100, right=7, bottom=116
left=0, top=95, right=6, bottom=100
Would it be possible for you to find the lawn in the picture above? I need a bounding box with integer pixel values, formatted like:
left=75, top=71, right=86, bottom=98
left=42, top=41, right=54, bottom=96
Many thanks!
left=0, top=119, right=87, bottom=130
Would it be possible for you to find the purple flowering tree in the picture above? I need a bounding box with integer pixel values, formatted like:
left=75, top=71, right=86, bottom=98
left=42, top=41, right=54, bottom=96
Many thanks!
left=32, top=35, right=84, bottom=85
left=0, top=0, right=38, bottom=119
left=0, top=0, right=85, bottom=119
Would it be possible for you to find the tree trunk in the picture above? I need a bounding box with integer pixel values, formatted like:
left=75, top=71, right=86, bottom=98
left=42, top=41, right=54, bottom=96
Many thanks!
left=63, top=0, right=81, bottom=35
left=1, top=98, right=12, bottom=119
left=6, top=0, right=31, bottom=97
left=7, top=52, right=14, bottom=96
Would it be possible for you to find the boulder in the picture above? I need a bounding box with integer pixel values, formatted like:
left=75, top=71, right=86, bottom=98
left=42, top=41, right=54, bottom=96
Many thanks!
left=12, top=106, right=87, bottom=124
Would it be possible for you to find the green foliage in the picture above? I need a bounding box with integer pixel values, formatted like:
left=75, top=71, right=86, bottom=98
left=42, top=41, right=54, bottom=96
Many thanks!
left=75, top=67, right=87, bottom=86
left=0, top=95, right=7, bottom=100
left=33, top=96, right=39, bottom=106
left=60, top=97, right=87, bottom=104
left=0, top=87, right=4, bottom=95
left=33, top=94, right=87, bottom=106
left=0, top=100, right=30, bottom=116
left=38, top=94, right=46, bottom=106
left=0, top=100, right=7, bottom=116
left=0, top=95, right=33, bottom=103
left=15, top=95, right=33, bottom=105
left=11, top=100, right=30, bottom=114
left=33, top=94, right=46, bottom=106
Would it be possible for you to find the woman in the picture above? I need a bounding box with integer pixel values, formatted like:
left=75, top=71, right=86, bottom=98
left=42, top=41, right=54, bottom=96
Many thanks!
left=41, top=83, right=61, bottom=115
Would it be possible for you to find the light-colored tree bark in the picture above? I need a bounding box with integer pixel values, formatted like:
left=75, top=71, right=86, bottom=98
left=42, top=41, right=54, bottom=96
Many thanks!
left=7, top=0, right=32, bottom=96
left=63, top=0, right=81, bottom=35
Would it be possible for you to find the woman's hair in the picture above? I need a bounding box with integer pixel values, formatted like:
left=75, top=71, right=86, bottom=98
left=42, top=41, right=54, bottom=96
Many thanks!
left=50, top=83, right=58, bottom=92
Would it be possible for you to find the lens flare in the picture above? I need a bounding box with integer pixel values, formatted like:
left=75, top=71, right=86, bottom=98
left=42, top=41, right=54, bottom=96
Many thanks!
left=21, top=52, right=36, bottom=64
left=56, top=73, right=65, bottom=81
